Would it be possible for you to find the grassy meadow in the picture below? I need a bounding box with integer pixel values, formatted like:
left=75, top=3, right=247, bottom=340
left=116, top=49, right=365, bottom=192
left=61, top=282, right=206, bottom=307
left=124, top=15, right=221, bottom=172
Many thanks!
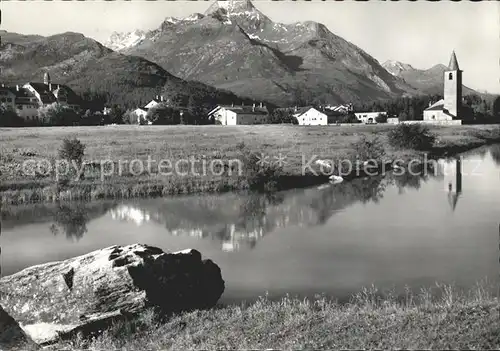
left=1, top=124, right=500, bottom=205
left=42, top=283, right=500, bottom=350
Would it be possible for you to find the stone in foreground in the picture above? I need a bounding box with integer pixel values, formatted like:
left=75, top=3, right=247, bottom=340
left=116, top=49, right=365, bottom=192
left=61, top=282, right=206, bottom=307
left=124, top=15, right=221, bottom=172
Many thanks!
left=0, top=244, right=224, bottom=345
left=0, top=304, right=38, bottom=350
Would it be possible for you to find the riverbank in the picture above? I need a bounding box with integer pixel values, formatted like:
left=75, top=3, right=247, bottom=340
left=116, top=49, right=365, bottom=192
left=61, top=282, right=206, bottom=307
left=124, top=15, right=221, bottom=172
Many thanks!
left=1, top=124, right=499, bottom=205
left=46, top=283, right=499, bottom=350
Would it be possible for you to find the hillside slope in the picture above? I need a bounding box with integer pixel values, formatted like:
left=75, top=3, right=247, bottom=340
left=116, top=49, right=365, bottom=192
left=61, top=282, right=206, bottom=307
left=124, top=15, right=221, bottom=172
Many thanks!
left=382, top=60, right=478, bottom=96
left=0, top=30, right=256, bottom=108
left=117, top=0, right=417, bottom=106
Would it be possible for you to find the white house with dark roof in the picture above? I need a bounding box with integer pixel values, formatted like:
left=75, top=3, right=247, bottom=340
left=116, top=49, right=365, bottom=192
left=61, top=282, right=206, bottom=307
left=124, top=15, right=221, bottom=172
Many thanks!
left=132, top=107, right=149, bottom=124
left=208, top=103, right=269, bottom=125
left=23, top=72, right=80, bottom=110
left=0, top=85, right=39, bottom=121
left=144, top=96, right=165, bottom=109
left=292, top=106, right=327, bottom=125
left=354, top=111, right=386, bottom=124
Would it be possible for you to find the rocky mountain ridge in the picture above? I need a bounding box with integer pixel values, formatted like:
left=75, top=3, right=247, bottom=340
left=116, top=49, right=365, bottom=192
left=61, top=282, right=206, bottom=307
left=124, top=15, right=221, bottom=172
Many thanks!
left=0, top=30, right=255, bottom=108
left=381, top=60, right=477, bottom=95
left=112, top=0, right=418, bottom=106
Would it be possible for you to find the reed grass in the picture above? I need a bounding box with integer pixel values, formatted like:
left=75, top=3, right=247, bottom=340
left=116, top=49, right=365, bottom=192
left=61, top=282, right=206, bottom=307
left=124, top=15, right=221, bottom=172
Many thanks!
left=48, top=282, right=500, bottom=350
left=1, top=125, right=499, bottom=205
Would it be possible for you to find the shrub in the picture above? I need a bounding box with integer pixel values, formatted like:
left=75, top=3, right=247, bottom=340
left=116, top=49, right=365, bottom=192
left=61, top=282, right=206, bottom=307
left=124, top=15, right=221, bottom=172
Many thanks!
left=38, top=103, right=81, bottom=126
left=338, top=113, right=361, bottom=124
left=351, top=136, right=386, bottom=161
left=59, top=137, right=86, bottom=165
left=237, top=143, right=283, bottom=192
left=375, top=113, right=388, bottom=123
left=387, top=123, right=436, bottom=150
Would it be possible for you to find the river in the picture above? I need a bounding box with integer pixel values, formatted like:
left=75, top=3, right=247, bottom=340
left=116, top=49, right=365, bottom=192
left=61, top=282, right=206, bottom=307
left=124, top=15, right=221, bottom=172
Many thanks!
left=2, top=145, right=500, bottom=303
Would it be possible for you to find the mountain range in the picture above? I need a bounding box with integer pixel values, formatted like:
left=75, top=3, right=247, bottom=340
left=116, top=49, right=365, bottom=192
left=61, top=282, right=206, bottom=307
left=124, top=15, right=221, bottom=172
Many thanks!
left=382, top=60, right=477, bottom=96
left=114, top=0, right=421, bottom=106
left=0, top=30, right=254, bottom=108
left=1, top=0, right=488, bottom=109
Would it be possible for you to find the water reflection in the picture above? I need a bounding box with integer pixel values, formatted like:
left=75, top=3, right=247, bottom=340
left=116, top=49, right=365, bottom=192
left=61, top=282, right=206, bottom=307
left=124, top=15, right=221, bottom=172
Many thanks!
left=0, top=152, right=483, bottom=256
left=45, top=202, right=116, bottom=241
left=490, top=144, right=500, bottom=166
left=43, top=168, right=435, bottom=251
left=2, top=147, right=500, bottom=303
left=447, top=158, right=462, bottom=212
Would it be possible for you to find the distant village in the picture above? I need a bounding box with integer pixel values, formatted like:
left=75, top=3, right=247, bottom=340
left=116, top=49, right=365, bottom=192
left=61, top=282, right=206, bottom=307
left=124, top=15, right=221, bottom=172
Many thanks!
left=0, top=52, right=484, bottom=127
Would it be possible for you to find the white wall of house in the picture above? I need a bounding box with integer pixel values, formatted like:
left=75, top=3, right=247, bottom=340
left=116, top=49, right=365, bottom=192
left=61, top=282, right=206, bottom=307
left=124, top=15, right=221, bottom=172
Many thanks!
left=133, top=108, right=148, bottom=124
left=294, top=108, right=327, bottom=125
left=211, top=106, right=269, bottom=125
left=354, top=112, right=386, bottom=124
left=387, top=117, right=400, bottom=124
left=213, top=108, right=238, bottom=125
left=16, top=105, right=39, bottom=121
left=423, top=110, right=452, bottom=121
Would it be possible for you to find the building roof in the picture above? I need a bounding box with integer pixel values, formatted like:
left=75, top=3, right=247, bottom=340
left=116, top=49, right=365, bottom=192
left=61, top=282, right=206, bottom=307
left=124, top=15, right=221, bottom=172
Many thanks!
left=448, top=51, right=460, bottom=71
left=211, top=105, right=269, bottom=116
left=1, top=86, right=38, bottom=102
left=293, top=106, right=317, bottom=117
left=0, top=87, right=15, bottom=95
left=26, top=82, right=57, bottom=104
left=323, top=110, right=346, bottom=117
left=27, top=82, right=79, bottom=104
left=425, top=99, right=445, bottom=111
left=324, top=104, right=353, bottom=113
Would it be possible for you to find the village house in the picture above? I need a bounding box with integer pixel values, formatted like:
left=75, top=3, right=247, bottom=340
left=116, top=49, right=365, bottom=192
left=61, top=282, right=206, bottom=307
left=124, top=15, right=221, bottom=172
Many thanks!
left=208, top=103, right=269, bottom=125
left=131, top=107, right=150, bottom=124
left=1, top=73, right=82, bottom=123
left=23, top=72, right=80, bottom=111
left=293, top=106, right=328, bottom=126
left=323, top=103, right=353, bottom=114
left=0, top=85, right=41, bottom=121
left=354, top=111, right=387, bottom=124
left=144, top=95, right=166, bottom=109
left=423, top=51, right=462, bottom=124
left=0, top=86, right=16, bottom=110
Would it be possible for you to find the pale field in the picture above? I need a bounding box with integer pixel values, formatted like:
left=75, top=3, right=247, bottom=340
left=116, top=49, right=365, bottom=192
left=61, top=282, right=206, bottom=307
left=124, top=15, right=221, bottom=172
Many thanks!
left=0, top=124, right=498, bottom=205
left=0, top=124, right=495, bottom=172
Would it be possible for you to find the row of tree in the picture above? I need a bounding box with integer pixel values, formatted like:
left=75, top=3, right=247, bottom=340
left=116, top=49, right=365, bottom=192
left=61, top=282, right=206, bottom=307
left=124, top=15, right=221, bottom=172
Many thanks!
left=2, top=91, right=499, bottom=127
left=352, top=94, right=500, bottom=123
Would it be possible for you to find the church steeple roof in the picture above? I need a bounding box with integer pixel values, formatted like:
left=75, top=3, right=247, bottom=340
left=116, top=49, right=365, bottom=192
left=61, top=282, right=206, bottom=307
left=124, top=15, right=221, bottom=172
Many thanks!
left=448, top=51, right=460, bottom=71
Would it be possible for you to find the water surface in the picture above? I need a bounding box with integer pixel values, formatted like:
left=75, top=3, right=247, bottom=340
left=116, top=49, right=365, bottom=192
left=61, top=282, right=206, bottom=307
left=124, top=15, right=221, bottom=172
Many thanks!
left=2, top=146, right=500, bottom=303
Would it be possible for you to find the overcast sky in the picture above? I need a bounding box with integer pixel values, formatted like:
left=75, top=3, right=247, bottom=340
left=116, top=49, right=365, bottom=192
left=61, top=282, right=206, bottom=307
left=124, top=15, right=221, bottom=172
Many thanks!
left=2, top=0, right=499, bottom=93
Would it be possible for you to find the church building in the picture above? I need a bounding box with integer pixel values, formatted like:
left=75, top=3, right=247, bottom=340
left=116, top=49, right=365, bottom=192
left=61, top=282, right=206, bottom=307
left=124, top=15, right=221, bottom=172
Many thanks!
left=423, top=51, right=463, bottom=122
left=23, top=72, right=80, bottom=110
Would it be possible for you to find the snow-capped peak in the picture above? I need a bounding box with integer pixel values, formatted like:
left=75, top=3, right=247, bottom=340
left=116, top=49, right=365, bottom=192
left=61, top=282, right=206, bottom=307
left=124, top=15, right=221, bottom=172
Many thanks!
left=104, top=30, right=146, bottom=51
left=205, top=0, right=264, bottom=19
left=165, top=13, right=204, bottom=24
left=382, top=60, right=414, bottom=76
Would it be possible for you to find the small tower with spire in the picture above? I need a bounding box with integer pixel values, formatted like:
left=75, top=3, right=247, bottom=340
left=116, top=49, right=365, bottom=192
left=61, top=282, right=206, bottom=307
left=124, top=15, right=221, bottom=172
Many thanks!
left=44, top=71, right=53, bottom=91
left=443, top=51, right=462, bottom=119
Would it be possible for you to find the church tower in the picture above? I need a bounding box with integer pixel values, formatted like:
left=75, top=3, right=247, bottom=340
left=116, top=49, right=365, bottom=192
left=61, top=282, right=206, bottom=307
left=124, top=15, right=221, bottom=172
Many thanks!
left=43, top=72, right=51, bottom=85
left=443, top=51, right=462, bottom=118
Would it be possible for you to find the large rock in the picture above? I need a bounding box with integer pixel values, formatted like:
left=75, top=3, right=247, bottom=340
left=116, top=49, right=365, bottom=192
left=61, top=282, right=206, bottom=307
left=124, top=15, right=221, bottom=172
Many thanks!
left=0, top=244, right=224, bottom=345
left=0, top=305, right=38, bottom=350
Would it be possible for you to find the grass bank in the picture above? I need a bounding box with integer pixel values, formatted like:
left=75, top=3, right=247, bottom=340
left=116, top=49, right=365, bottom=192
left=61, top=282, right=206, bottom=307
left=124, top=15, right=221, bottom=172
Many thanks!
left=1, top=124, right=499, bottom=205
left=45, top=283, right=500, bottom=350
